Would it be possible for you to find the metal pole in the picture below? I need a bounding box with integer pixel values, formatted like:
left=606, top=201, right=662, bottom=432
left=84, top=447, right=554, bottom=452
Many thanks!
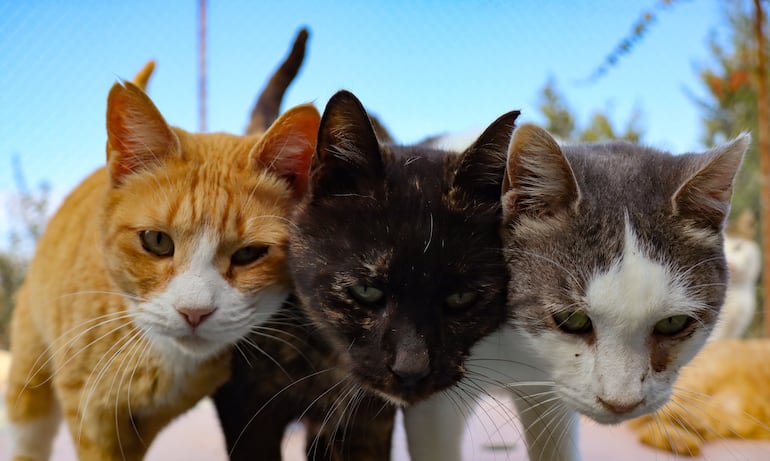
left=198, top=0, right=207, bottom=133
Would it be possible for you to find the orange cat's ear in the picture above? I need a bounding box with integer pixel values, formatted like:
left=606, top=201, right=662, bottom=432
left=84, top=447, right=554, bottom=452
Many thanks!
left=106, top=81, right=180, bottom=186
left=250, top=104, right=320, bottom=199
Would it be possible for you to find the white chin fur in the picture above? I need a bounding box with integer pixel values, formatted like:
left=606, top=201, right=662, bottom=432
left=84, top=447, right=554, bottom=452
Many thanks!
left=135, top=283, right=289, bottom=362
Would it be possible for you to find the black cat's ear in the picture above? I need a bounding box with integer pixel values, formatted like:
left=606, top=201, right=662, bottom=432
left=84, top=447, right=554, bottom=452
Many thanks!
left=310, top=90, right=383, bottom=197
left=453, top=110, right=520, bottom=203
left=502, top=124, right=580, bottom=220
left=672, top=133, right=749, bottom=230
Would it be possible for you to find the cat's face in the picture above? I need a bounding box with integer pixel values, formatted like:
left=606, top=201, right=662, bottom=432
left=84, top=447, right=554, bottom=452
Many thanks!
left=502, top=124, right=748, bottom=424
left=289, top=91, right=518, bottom=405
left=102, top=82, right=319, bottom=361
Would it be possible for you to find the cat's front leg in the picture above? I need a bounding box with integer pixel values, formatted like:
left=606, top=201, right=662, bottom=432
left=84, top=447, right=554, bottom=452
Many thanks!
left=5, top=292, right=62, bottom=461
left=510, top=386, right=581, bottom=461
left=55, top=377, right=150, bottom=461
left=404, top=390, right=472, bottom=461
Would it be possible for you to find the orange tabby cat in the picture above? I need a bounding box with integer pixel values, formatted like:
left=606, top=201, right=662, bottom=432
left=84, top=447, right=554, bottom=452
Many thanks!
left=628, top=338, right=770, bottom=456
left=5, top=74, right=319, bottom=460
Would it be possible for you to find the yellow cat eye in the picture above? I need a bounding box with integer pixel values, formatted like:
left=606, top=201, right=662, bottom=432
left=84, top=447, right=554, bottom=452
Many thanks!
left=140, top=230, right=174, bottom=257
left=445, top=291, right=477, bottom=310
left=231, top=246, right=269, bottom=266
left=653, top=314, right=692, bottom=336
left=552, top=311, right=592, bottom=334
left=349, top=285, right=384, bottom=304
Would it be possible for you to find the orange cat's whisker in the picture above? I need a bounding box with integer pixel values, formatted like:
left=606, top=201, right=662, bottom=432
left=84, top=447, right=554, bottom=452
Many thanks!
left=112, top=329, right=153, bottom=458
left=308, top=378, right=358, bottom=458
left=77, top=328, right=143, bottom=446
left=247, top=326, right=312, bottom=363
left=21, top=312, right=135, bottom=391
left=240, top=339, right=290, bottom=378
left=125, top=331, right=154, bottom=448
left=228, top=367, right=339, bottom=456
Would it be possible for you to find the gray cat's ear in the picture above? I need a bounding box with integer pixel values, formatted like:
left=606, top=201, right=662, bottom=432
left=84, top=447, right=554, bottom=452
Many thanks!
left=502, top=124, right=579, bottom=219
left=672, top=133, right=749, bottom=230
left=454, top=110, right=520, bottom=203
left=106, top=81, right=181, bottom=186
left=311, top=90, right=383, bottom=196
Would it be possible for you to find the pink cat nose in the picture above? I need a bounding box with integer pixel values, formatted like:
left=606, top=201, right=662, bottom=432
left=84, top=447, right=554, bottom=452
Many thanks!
left=597, top=397, right=643, bottom=415
left=176, top=306, right=216, bottom=328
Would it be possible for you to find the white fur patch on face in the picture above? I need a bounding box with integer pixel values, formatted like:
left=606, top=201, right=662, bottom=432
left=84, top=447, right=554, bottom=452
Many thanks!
left=585, top=218, right=694, bottom=330
left=546, top=215, right=710, bottom=424
left=134, top=233, right=287, bottom=365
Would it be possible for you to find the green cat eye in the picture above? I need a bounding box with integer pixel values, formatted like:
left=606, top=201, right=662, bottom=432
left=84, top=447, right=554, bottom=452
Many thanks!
left=553, top=311, right=592, bottom=334
left=445, top=291, right=477, bottom=310
left=349, top=285, right=384, bottom=304
left=653, top=315, right=692, bottom=336
left=140, top=230, right=174, bottom=257
left=231, top=246, right=269, bottom=266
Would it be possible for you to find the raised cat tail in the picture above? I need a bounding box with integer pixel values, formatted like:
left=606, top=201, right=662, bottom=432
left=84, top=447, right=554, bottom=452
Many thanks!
left=246, top=27, right=309, bottom=135
left=132, top=60, right=156, bottom=92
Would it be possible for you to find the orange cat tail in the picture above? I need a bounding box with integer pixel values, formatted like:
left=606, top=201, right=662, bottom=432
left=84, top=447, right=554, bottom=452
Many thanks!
left=132, top=60, right=156, bottom=92
left=246, top=28, right=309, bottom=136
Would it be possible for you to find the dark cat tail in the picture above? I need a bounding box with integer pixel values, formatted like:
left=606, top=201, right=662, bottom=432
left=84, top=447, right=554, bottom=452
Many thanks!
left=311, top=90, right=383, bottom=197
left=246, top=27, right=310, bottom=135
left=455, top=110, right=520, bottom=204
left=502, top=124, right=580, bottom=221
left=672, top=133, right=750, bottom=231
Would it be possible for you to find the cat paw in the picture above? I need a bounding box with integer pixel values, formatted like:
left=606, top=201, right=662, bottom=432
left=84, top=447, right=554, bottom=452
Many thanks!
left=636, top=422, right=703, bottom=457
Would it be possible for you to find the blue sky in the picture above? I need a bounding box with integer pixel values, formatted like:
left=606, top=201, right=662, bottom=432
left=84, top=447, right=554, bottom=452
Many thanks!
left=0, top=1, right=731, bottom=249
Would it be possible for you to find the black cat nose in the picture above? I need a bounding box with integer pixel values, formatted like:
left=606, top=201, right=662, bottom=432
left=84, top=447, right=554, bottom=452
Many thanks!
left=390, top=349, right=430, bottom=388
left=390, top=364, right=430, bottom=388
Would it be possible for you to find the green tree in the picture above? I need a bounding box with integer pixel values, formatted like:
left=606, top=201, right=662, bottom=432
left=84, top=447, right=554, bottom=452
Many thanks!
left=693, top=0, right=767, bottom=221
left=537, top=78, right=644, bottom=143
left=0, top=156, right=50, bottom=348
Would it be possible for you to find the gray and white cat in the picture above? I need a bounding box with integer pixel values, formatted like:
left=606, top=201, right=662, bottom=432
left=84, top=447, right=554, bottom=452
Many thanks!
left=405, top=124, right=749, bottom=460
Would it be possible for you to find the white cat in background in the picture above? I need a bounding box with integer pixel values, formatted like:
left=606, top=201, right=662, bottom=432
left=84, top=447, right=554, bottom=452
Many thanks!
left=710, top=212, right=761, bottom=340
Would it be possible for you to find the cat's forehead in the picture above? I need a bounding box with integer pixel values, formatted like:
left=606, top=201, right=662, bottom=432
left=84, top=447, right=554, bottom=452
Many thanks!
left=110, top=163, right=291, bottom=246
left=385, top=147, right=448, bottom=190
left=178, top=131, right=258, bottom=167
left=584, top=218, right=699, bottom=327
left=564, top=142, right=684, bottom=210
